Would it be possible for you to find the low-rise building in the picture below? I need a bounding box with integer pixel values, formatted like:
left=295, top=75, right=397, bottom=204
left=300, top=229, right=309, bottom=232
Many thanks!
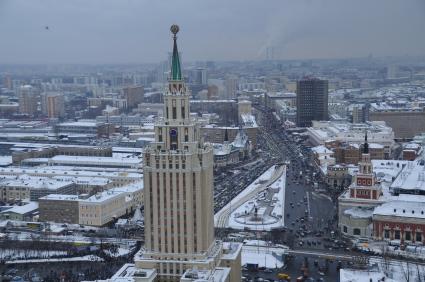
left=39, top=194, right=80, bottom=224
left=0, top=175, right=76, bottom=202
left=369, top=103, right=425, bottom=139
left=307, top=120, right=394, bottom=157
left=0, top=201, right=39, bottom=221
left=326, top=164, right=352, bottom=191
left=372, top=196, right=425, bottom=245
left=331, top=142, right=385, bottom=165
left=0, top=166, right=142, bottom=185
left=402, top=142, right=422, bottom=161
left=48, top=155, right=141, bottom=169
left=38, top=181, right=143, bottom=226
left=390, top=160, right=425, bottom=196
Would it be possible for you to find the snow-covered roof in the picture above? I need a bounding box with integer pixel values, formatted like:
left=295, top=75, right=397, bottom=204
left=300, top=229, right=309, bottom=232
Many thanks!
left=240, top=114, right=258, bottom=128
left=58, top=121, right=98, bottom=127
left=373, top=199, right=425, bottom=219
left=340, top=269, right=396, bottom=282
left=39, top=194, right=80, bottom=201
left=390, top=161, right=425, bottom=192
left=50, top=155, right=141, bottom=165
left=231, top=130, right=248, bottom=148
left=311, top=145, right=333, bottom=155
left=343, top=207, right=374, bottom=219
left=0, top=156, right=12, bottom=166
left=0, top=175, right=73, bottom=190
left=369, top=143, right=384, bottom=149
left=1, top=202, right=38, bottom=215
left=0, top=166, right=142, bottom=179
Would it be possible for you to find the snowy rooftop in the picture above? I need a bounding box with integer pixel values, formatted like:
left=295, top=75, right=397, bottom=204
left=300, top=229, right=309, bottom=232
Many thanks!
left=108, top=263, right=156, bottom=282
left=52, top=176, right=111, bottom=186
left=340, top=268, right=396, bottom=282
left=39, top=194, right=80, bottom=201
left=221, top=242, right=242, bottom=260
left=0, top=201, right=38, bottom=215
left=343, top=207, right=374, bottom=219
left=50, top=155, right=141, bottom=165
left=371, top=160, right=407, bottom=183
left=0, top=175, right=73, bottom=190
left=213, top=143, right=233, bottom=156
left=311, top=145, right=333, bottom=155
left=0, top=166, right=142, bottom=178
left=308, top=121, right=394, bottom=144
left=109, top=181, right=144, bottom=193
left=240, top=114, right=258, bottom=128
left=181, top=267, right=230, bottom=282
left=0, top=156, right=12, bottom=166
left=58, top=121, right=99, bottom=127
left=373, top=198, right=425, bottom=219
left=390, top=160, right=425, bottom=192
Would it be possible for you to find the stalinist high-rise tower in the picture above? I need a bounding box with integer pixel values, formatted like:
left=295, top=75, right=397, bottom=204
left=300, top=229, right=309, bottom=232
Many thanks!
left=136, top=25, right=241, bottom=282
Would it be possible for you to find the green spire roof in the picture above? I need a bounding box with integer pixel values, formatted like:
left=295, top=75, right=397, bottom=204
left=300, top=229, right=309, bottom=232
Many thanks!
left=170, top=25, right=182, bottom=81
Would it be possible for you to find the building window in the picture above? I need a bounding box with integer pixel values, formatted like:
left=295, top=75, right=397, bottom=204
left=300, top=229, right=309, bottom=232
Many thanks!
left=405, top=231, right=412, bottom=241
left=172, top=99, right=177, bottom=119
left=384, top=229, right=389, bottom=239
left=416, top=232, right=422, bottom=242
left=394, top=230, right=401, bottom=240
left=353, top=228, right=361, bottom=236
left=343, top=226, right=347, bottom=233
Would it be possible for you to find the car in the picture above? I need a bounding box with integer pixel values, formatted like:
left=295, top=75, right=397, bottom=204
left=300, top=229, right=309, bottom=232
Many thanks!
left=263, top=268, right=273, bottom=273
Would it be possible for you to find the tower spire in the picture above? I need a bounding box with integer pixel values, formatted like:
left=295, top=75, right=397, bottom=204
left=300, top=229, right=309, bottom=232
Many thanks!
left=363, top=130, right=369, bottom=154
left=170, top=24, right=182, bottom=81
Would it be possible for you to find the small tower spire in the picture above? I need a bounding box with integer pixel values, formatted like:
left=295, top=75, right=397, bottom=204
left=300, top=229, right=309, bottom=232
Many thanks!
left=224, top=128, right=229, bottom=142
left=170, top=24, right=182, bottom=81
left=363, top=130, right=369, bottom=154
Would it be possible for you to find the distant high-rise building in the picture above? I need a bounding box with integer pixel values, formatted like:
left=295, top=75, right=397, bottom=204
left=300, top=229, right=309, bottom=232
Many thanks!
left=192, top=68, right=207, bottom=85
left=266, top=46, right=275, bottom=60
left=296, top=78, right=328, bottom=127
left=41, top=92, right=65, bottom=118
left=123, top=85, right=144, bottom=109
left=225, top=75, right=239, bottom=99
left=351, top=104, right=369, bottom=124
left=18, top=85, right=38, bottom=116
left=2, top=75, right=12, bottom=90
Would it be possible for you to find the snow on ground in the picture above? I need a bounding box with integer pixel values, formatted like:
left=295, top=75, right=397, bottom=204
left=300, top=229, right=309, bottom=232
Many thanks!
left=241, top=244, right=287, bottom=269
left=0, top=250, right=67, bottom=260
left=341, top=257, right=425, bottom=282
left=355, top=240, right=425, bottom=260
left=340, top=268, right=397, bottom=282
left=215, top=167, right=276, bottom=221
left=226, top=167, right=286, bottom=231
left=104, top=247, right=133, bottom=257
left=5, top=255, right=103, bottom=264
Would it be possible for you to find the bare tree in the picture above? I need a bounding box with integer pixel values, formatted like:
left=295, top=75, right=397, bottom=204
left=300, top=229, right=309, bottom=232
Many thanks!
left=400, top=260, right=411, bottom=282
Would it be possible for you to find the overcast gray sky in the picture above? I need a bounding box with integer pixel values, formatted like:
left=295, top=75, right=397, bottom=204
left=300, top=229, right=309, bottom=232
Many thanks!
left=0, top=0, right=424, bottom=64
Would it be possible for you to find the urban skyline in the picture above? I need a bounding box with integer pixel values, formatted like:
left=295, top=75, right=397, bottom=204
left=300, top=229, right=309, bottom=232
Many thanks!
left=1, top=2, right=425, bottom=282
